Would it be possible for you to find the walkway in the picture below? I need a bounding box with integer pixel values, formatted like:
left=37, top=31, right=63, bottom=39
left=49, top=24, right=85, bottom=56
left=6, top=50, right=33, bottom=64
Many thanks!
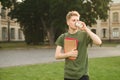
left=0, top=47, right=120, bottom=68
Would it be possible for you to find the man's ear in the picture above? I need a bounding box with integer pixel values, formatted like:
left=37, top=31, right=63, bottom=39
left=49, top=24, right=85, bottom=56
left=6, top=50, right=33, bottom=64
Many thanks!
left=66, top=21, right=69, bottom=26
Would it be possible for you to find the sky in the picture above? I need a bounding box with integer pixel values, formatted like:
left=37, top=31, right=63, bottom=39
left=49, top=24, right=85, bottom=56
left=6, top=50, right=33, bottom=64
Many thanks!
left=17, top=0, right=22, bottom=2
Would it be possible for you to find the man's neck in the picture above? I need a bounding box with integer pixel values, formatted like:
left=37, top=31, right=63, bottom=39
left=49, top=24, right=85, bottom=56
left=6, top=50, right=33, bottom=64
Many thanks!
left=68, top=29, right=78, bottom=34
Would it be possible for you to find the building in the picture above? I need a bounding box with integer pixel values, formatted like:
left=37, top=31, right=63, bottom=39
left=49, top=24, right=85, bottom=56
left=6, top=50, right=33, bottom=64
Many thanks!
left=91, top=3, right=120, bottom=41
left=0, top=2, right=120, bottom=42
left=0, top=3, right=24, bottom=42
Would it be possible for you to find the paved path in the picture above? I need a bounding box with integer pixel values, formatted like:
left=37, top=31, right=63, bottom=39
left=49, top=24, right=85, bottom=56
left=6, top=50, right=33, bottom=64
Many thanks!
left=0, top=47, right=120, bottom=68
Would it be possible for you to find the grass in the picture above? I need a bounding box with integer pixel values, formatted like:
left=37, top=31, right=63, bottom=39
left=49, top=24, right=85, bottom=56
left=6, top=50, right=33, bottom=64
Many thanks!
left=89, top=56, right=120, bottom=80
left=0, top=42, right=26, bottom=48
left=0, top=62, right=64, bottom=80
left=101, top=41, right=120, bottom=47
left=0, top=56, right=120, bottom=80
left=0, top=42, right=52, bottom=49
left=0, top=41, right=120, bottom=49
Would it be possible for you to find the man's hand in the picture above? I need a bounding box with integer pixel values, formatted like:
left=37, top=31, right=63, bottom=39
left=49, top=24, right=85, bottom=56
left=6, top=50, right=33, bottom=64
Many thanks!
left=67, top=49, right=78, bottom=60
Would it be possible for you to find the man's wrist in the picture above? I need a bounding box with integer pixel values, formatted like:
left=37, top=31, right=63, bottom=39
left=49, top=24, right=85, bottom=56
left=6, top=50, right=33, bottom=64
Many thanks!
left=85, top=28, right=91, bottom=33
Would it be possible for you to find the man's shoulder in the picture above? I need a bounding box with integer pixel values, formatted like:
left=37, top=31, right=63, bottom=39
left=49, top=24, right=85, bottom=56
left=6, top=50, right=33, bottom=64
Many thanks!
left=57, top=32, right=67, bottom=39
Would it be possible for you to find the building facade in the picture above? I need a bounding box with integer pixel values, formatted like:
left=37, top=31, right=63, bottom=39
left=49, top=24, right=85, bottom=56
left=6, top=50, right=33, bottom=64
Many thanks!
left=0, top=2, right=120, bottom=42
left=90, top=3, right=120, bottom=41
left=0, top=3, right=24, bottom=42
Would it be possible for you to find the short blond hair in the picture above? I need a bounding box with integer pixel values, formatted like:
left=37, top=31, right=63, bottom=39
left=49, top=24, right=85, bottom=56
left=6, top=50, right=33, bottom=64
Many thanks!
left=66, top=11, right=80, bottom=21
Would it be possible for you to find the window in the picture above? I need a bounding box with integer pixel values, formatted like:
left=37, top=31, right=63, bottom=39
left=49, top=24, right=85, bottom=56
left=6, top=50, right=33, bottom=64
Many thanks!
left=102, top=28, right=106, bottom=38
left=101, top=19, right=107, bottom=22
left=112, top=28, right=119, bottom=38
left=1, top=8, right=6, bottom=19
left=2, top=27, right=7, bottom=40
left=91, top=29, right=96, bottom=34
left=113, top=12, right=119, bottom=22
left=18, top=29, right=22, bottom=39
left=11, top=28, right=15, bottom=39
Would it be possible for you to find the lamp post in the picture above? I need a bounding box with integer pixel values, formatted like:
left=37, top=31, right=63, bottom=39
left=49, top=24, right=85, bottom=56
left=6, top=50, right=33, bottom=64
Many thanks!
left=108, top=3, right=111, bottom=42
left=7, top=17, right=10, bottom=42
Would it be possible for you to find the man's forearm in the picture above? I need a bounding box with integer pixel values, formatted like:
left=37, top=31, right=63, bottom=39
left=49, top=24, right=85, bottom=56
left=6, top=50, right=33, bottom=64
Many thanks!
left=86, top=28, right=102, bottom=45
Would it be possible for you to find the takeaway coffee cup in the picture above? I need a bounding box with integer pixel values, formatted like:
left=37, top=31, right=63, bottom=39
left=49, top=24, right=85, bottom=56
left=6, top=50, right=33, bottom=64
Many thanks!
left=75, top=22, right=83, bottom=28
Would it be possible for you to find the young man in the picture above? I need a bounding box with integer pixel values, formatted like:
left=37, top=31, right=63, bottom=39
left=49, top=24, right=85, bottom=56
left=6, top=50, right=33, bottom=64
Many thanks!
left=55, top=11, right=102, bottom=80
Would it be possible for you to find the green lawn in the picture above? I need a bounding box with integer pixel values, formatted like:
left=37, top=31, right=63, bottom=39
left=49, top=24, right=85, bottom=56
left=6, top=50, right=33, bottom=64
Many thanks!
left=89, top=56, right=120, bottom=80
left=0, top=42, right=52, bottom=49
left=0, top=41, right=120, bottom=49
left=0, top=56, right=120, bottom=80
left=101, top=41, right=120, bottom=47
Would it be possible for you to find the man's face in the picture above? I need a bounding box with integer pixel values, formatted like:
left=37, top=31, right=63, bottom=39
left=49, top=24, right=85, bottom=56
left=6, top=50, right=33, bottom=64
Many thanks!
left=67, top=16, right=79, bottom=30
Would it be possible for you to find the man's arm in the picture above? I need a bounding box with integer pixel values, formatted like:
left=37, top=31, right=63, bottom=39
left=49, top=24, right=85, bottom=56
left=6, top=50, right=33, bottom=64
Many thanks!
left=55, top=45, right=78, bottom=60
left=86, top=28, right=102, bottom=45
left=78, top=21, right=102, bottom=45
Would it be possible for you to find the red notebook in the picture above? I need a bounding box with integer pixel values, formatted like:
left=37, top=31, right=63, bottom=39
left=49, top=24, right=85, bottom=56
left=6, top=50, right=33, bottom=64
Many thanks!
left=64, top=37, right=78, bottom=60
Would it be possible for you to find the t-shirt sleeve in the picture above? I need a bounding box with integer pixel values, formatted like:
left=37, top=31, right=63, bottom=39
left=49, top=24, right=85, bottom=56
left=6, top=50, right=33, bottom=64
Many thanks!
left=55, top=34, right=64, bottom=47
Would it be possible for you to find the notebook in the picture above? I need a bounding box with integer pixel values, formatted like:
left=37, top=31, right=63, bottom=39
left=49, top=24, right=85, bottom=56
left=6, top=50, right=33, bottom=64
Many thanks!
left=64, top=37, right=78, bottom=60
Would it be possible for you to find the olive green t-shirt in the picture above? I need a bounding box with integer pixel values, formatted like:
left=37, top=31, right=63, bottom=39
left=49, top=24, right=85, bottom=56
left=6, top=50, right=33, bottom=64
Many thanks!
left=55, top=31, right=92, bottom=79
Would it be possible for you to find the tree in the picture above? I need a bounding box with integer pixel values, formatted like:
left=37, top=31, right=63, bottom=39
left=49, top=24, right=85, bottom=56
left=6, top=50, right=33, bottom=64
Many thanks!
left=0, top=0, right=112, bottom=46
left=9, top=0, right=47, bottom=44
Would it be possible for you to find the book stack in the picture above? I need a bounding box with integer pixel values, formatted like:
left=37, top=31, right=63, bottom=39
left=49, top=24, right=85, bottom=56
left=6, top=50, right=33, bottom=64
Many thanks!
left=64, top=37, right=78, bottom=60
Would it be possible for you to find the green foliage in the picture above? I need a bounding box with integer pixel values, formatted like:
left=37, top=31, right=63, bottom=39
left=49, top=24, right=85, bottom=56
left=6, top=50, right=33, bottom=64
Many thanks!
left=0, top=0, right=112, bottom=45
left=10, top=0, right=46, bottom=44
left=0, top=0, right=17, bottom=9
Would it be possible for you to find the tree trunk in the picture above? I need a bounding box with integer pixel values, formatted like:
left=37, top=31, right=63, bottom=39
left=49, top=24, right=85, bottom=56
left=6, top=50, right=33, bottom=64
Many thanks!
left=41, top=17, right=55, bottom=46
left=47, top=27, right=55, bottom=46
